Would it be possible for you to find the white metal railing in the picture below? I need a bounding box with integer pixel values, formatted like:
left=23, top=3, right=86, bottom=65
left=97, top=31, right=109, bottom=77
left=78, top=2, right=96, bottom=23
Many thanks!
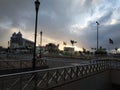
left=0, top=59, right=120, bottom=90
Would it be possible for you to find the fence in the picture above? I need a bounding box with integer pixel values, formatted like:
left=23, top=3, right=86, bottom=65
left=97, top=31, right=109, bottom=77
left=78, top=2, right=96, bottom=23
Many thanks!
left=0, top=59, right=47, bottom=70
left=0, top=59, right=120, bottom=90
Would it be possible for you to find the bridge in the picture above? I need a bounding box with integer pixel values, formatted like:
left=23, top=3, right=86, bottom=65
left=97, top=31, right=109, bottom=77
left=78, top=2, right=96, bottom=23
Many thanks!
left=0, top=58, right=120, bottom=90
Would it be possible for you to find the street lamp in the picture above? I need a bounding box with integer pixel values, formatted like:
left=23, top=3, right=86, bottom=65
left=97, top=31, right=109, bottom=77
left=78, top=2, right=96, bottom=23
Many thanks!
left=7, top=41, right=9, bottom=58
left=32, top=0, right=40, bottom=69
left=96, top=21, right=99, bottom=50
left=40, top=31, right=42, bottom=58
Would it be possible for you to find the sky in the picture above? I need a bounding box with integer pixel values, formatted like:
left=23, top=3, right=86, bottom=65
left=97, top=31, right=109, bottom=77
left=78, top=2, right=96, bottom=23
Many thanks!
left=0, top=0, right=120, bottom=51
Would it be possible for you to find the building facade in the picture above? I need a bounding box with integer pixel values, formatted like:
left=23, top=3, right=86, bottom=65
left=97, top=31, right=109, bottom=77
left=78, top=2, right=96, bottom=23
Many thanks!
left=64, top=47, right=74, bottom=54
left=45, top=43, right=59, bottom=54
left=10, top=32, right=34, bottom=49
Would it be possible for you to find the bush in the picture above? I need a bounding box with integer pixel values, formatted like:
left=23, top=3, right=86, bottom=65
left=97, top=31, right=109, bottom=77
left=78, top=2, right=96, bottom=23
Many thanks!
left=95, top=49, right=107, bottom=55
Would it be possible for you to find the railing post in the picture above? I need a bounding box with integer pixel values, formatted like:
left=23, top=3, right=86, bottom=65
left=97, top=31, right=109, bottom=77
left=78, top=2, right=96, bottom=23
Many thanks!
left=63, top=68, right=66, bottom=81
left=33, top=72, right=37, bottom=90
left=20, top=60, right=22, bottom=71
left=0, top=61, right=1, bottom=70
left=46, top=72, right=49, bottom=87
left=1, top=78, right=4, bottom=90
left=20, top=75, right=22, bottom=90
left=76, top=66, right=79, bottom=78
left=56, top=69, right=59, bottom=84
left=110, top=59, right=112, bottom=69
left=81, top=66, right=84, bottom=77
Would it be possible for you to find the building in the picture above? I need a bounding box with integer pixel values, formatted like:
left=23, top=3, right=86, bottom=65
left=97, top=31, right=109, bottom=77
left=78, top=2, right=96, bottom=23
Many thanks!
left=0, top=46, right=7, bottom=54
left=10, top=32, right=34, bottom=49
left=64, top=47, right=74, bottom=54
left=45, top=43, right=59, bottom=54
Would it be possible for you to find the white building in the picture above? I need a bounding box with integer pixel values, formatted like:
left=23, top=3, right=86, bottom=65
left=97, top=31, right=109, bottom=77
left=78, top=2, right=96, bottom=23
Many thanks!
left=64, top=47, right=74, bottom=54
left=10, top=32, right=34, bottom=49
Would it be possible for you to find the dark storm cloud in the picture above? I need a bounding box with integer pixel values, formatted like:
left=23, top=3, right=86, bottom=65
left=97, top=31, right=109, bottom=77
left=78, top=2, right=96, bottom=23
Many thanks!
left=88, top=11, right=113, bottom=27
left=39, top=0, right=76, bottom=32
left=0, top=0, right=120, bottom=50
left=38, top=0, right=98, bottom=43
left=38, top=0, right=82, bottom=42
left=81, top=22, right=120, bottom=50
left=76, top=8, right=120, bottom=50
left=86, top=11, right=113, bottom=48
left=0, top=0, right=35, bottom=47
left=0, top=0, right=35, bottom=29
left=99, top=11, right=113, bottom=24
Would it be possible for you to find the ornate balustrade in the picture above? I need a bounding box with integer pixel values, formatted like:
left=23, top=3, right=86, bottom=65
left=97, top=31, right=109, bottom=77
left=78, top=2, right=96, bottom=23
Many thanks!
left=0, top=59, right=119, bottom=90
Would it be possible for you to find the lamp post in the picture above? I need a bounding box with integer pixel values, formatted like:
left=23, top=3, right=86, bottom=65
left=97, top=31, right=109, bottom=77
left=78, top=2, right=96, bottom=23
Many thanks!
left=7, top=41, right=9, bottom=58
left=40, top=31, right=42, bottom=58
left=96, top=21, right=99, bottom=51
left=32, top=0, right=40, bottom=69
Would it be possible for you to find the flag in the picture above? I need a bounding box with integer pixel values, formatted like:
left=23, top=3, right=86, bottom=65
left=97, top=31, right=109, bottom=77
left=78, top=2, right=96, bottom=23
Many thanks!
left=63, top=42, right=67, bottom=45
left=109, top=38, right=113, bottom=44
left=57, top=44, right=59, bottom=48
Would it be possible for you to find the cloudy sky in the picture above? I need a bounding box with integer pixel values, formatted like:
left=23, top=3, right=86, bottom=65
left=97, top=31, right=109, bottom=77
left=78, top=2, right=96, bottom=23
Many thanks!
left=0, top=0, right=120, bottom=51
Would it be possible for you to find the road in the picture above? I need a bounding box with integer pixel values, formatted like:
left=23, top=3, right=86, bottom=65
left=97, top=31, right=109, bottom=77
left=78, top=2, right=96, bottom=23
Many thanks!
left=0, top=54, right=93, bottom=68
left=45, top=57, right=91, bottom=68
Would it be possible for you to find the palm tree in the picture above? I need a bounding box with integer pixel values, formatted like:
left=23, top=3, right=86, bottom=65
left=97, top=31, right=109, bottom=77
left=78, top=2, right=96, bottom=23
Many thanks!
left=82, top=48, right=86, bottom=54
left=70, top=40, right=77, bottom=46
left=63, top=42, right=67, bottom=47
left=57, top=44, right=59, bottom=48
left=70, top=40, right=74, bottom=46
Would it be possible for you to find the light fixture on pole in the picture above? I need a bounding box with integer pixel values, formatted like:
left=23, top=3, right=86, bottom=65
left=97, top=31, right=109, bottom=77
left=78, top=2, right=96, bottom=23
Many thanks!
left=96, top=21, right=99, bottom=51
left=32, top=0, right=40, bottom=69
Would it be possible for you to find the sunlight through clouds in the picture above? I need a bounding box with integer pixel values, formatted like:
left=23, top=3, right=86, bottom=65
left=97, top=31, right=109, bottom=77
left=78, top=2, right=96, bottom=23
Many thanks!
left=110, top=19, right=117, bottom=25
left=1, top=0, right=120, bottom=50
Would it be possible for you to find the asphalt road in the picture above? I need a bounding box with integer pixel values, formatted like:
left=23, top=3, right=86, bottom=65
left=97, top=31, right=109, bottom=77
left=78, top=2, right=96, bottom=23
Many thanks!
left=45, top=57, right=90, bottom=68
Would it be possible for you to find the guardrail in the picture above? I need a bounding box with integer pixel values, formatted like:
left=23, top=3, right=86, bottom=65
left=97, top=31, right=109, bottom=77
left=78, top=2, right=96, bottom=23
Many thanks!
left=0, top=59, right=120, bottom=90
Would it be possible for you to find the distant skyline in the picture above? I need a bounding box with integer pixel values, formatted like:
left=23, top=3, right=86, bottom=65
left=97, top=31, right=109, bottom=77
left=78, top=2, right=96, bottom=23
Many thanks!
left=0, top=0, right=120, bottom=51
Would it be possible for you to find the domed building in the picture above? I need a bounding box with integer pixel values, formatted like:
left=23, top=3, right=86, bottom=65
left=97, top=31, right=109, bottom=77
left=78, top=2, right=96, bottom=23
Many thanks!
left=10, top=32, right=34, bottom=49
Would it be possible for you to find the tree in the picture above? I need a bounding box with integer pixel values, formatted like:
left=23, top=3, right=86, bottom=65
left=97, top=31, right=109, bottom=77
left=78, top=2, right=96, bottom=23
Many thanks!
left=79, top=51, right=82, bottom=55
left=95, top=46, right=107, bottom=55
left=63, top=42, right=67, bottom=47
left=82, top=48, right=86, bottom=54
left=70, top=40, right=77, bottom=46
left=115, top=47, right=118, bottom=54
left=57, top=44, right=59, bottom=48
left=45, top=43, right=59, bottom=54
